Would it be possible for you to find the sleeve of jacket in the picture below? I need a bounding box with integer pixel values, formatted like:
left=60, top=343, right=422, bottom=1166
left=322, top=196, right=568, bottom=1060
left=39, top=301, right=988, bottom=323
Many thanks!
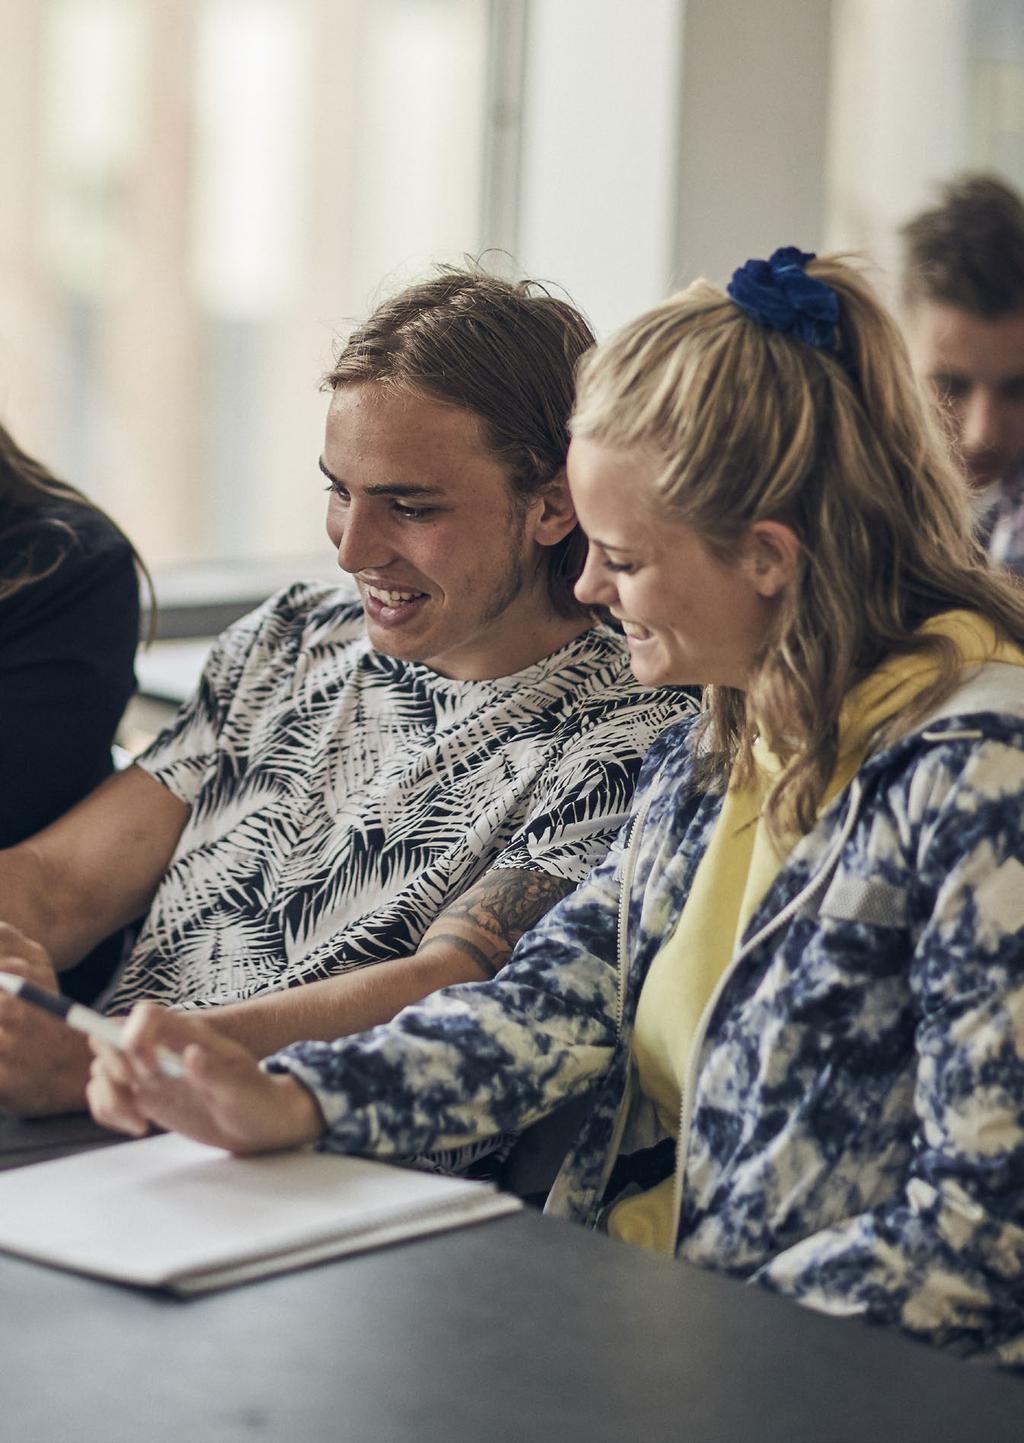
left=262, top=793, right=644, bottom=1162
left=753, top=734, right=1024, bottom=1362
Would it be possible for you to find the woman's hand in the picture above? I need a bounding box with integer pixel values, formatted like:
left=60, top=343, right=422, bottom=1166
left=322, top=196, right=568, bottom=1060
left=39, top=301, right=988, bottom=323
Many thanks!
left=86, top=1001, right=326, bottom=1153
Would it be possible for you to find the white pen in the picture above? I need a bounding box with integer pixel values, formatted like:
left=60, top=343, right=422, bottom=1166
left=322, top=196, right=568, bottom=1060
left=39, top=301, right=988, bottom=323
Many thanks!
left=0, top=971, right=187, bottom=1080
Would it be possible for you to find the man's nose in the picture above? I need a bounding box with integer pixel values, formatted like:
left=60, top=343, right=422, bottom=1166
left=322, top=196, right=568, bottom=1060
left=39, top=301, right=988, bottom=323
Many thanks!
left=959, top=387, right=1004, bottom=458
left=332, top=504, right=391, bottom=574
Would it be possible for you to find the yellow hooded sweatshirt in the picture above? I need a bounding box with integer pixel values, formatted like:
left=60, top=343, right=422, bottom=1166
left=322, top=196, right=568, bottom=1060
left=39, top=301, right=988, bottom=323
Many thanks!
left=609, top=611, right=1024, bottom=1254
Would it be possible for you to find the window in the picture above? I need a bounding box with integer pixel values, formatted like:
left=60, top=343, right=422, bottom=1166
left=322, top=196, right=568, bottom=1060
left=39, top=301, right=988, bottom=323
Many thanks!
left=0, top=0, right=490, bottom=570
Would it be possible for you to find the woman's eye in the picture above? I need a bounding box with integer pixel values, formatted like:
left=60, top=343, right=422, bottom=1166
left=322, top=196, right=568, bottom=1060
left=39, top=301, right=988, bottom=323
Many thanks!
left=603, top=558, right=636, bottom=575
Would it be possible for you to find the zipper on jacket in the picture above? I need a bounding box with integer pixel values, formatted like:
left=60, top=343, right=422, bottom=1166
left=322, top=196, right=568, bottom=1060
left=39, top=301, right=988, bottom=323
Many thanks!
left=668, top=777, right=865, bottom=1250
left=584, top=793, right=656, bottom=1216
left=614, top=793, right=654, bottom=1037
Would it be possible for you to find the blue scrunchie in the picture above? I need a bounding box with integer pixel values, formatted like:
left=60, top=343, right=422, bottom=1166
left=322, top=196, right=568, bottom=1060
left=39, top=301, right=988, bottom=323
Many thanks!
left=726, top=246, right=839, bottom=353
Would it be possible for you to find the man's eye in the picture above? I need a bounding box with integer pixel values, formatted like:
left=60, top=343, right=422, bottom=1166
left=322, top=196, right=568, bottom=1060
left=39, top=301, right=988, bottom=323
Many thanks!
left=324, top=481, right=349, bottom=501
left=393, top=503, right=434, bottom=520
left=932, top=374, right=969, bottom=401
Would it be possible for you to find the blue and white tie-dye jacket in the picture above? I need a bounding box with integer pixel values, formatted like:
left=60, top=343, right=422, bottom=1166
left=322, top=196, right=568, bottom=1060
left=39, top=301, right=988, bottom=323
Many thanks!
left=268, top=662, right=1024, bottom=1361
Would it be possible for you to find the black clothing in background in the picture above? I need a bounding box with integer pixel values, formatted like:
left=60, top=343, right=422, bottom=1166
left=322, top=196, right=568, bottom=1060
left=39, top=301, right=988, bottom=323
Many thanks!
left=0, top=492, right=140, bottom=1001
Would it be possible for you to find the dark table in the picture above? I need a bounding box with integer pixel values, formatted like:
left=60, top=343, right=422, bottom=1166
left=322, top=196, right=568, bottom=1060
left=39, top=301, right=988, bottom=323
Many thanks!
left=1, top=1196, right=1021, bottom=1443
left=0, top=1109, right=126, bottom=1172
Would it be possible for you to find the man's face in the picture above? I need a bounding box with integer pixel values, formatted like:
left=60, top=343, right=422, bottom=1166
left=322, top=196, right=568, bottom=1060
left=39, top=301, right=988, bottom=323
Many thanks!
left=321, top=383, right=552, bottom=680
left=907, top=300, right=1024, bottom=489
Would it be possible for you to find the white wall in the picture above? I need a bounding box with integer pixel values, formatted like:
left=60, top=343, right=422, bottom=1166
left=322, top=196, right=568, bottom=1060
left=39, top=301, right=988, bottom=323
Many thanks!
left=509, top=0, right=834, bottom=333
left=826, top=0, right=971, bottom=301
left=673, top=0, right=832, bottom=287
left=508, top=0, right=1004, bottom=325
left=513, top=0, right=684, bottom=337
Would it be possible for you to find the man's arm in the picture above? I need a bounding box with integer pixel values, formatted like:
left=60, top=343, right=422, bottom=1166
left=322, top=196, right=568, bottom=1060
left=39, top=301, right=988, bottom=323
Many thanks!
left=205, top=867, right=573, bottom=1058
left=0, top=764, right=188, bottom=967
left=0, top=766, right=189, bottom=1114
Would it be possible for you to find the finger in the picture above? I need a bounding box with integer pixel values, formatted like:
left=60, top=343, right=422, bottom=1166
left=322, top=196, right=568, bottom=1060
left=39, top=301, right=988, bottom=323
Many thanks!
left=0, top=962, right=59, bottom=1003
left=120, top=1000, right=215, bottom=1056
left=88, top=1037, right=135, bottom=1090
left=116, top=1003, right=174, bottom=1081
left=85, top=1063, right=150, bottom=1138
left=0, top=979, right=62, bottom=1037
left=0, top=921, right=35, bottom=948
left=0, top=925, right=53, bottom=970
left=0, top=954, right=52, bottom=985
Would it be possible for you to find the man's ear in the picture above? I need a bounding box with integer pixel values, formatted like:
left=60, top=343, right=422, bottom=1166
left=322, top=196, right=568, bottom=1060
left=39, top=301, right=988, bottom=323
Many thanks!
left=739, top=520, right=800, bottom=598
left=529, top=469, right=579, bottom=547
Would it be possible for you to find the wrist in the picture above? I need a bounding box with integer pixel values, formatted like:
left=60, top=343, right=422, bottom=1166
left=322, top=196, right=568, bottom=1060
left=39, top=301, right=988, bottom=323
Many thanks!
left=270, top=1073, right=326, bottom=1148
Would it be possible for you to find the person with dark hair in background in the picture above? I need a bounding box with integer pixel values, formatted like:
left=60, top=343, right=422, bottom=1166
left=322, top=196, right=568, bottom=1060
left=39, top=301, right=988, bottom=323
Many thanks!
left=901, top=173, right=1024, bottom=574
left=0, top=266, right=688, bottom=1117
left=0, top=422, right=140, bottom=1003
left=91, top=250, right=1024, bottom=1365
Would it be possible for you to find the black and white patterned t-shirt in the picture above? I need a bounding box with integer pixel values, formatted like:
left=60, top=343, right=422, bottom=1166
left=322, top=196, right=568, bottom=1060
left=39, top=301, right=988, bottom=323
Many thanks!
left=103, top=584, right=692, bottom=1012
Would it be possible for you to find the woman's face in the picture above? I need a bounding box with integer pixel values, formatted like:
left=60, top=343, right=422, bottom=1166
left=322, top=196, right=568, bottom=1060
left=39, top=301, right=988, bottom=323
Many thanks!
left=568, top=436, right=779, bottom=690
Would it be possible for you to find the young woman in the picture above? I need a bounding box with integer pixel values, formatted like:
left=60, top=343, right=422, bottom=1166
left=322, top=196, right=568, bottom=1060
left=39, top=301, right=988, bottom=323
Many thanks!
left=85, top=250, right=1024, bottom=1362
left=1, top=422, right=141, bottom=998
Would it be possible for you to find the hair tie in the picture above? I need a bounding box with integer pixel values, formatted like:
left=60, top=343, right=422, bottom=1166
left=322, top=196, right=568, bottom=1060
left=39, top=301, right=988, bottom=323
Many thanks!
left=726, top=247, right=839, bottom=353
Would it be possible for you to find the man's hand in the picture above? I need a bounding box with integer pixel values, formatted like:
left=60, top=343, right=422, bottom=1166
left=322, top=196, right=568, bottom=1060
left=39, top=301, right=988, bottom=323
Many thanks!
left=86, top=1002, right=326, bottom=1153
left=0, top=923, right=91, bottom=1115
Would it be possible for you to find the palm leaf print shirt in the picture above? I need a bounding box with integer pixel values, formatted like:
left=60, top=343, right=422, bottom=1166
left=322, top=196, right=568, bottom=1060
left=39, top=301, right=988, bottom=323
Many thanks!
left=103, top=584, right=690, bottom=1013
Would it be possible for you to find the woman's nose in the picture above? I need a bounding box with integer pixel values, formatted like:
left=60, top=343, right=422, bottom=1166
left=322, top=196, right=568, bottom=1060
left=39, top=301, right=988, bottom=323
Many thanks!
left=574, top=545, right=614, bottom=607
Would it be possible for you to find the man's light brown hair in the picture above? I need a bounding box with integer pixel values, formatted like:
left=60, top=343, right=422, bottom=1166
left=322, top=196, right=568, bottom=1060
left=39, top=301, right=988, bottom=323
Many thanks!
left=900, top=173, right=1024, bottom=317
left=325, top=266, right=596, bottom=617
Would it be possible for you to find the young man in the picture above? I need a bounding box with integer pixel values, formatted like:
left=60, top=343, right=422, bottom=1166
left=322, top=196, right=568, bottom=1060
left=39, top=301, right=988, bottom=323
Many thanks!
left=901, top=173, right=1024, bottom=574
left=0, top=268, right=689, bottom=1116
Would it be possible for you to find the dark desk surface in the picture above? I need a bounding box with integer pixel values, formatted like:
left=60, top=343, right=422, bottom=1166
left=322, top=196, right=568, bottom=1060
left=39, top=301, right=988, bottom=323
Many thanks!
left=0, top=1110, right=127, bottom=1172
left=1, top=1202, right=1020, bottom=1443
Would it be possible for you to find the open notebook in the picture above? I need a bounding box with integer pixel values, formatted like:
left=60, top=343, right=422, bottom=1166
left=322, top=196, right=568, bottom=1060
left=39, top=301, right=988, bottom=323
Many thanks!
left=0, top=1132, right=521, bottom=1295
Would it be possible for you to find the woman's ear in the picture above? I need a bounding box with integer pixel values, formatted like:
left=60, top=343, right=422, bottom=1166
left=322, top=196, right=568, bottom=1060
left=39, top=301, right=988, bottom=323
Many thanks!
left=530, top=468, right=579, bottom=547
left=739, top=521, right=800, bottom=598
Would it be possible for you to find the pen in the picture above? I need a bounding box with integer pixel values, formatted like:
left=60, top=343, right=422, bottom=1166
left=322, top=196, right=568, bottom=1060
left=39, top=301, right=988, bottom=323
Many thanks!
left=0, top=971, right=187, bottom=1080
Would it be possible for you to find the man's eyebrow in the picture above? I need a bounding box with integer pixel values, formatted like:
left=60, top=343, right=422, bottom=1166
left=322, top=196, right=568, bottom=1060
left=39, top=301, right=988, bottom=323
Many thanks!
left=317, top=457, right=446, bottom=499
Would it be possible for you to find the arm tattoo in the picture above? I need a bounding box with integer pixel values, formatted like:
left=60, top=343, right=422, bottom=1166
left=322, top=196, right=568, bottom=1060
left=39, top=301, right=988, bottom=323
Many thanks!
left=417, top=870, right=573, bottom=979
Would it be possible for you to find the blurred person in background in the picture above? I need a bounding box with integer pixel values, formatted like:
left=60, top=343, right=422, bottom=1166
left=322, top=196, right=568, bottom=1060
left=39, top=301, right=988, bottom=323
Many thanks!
left=901, top=173, right=1024, bottom=575
left=0, top=421, right=140, bottom=1004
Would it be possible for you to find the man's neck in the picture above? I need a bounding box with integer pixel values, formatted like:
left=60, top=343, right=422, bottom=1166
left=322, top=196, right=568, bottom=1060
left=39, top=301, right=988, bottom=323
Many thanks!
left=423, top=610, right=595, bottom=682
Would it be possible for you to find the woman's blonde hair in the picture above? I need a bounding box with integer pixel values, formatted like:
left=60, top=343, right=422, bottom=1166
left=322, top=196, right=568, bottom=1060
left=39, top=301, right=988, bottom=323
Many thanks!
left=571, top=254, right=1024, bottom=835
